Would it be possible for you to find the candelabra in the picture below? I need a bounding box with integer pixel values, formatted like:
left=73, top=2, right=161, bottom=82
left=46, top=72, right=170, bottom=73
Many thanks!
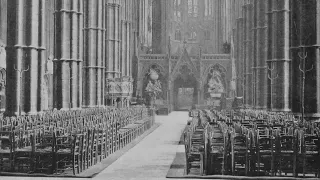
left=298, top=48, right=313, bottom=124
left=14, top=64, right=29, bottom=116
left=267, top=63, right=278, bottom=111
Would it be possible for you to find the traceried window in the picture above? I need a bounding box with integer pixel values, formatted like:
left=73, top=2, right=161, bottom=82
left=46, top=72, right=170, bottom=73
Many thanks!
left=173, top=0, right=181, bottom=21
left=188, top=0, right=198, bottom=17
left=204, top=0, right=212, bottom=17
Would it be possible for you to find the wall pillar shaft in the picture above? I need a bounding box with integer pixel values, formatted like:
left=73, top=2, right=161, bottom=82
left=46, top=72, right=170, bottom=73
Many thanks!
left=83, top=0, right=106, bottom=107
left=106, top=2, right=121, bottom=79
left=270, top=0, right=291, bottom=112
left=255, top=0, right=268, bottom=109
left=5, top=0, right=46, bottom=115
left=244, top=4, right=254, bottom=107
left=53, top=0, right=83, bottom=110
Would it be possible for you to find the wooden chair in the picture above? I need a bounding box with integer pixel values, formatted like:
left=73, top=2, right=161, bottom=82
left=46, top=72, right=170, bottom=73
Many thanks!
left=207, top=123, right=227, bottom=175
left=274, top=130, right=297, bottom=177
left=33, top=129, right=55, bottom=174
left=55, top=134, right=81, bottom=175
left=296, top=130, right=320, bottom=177
left=80, top=131, right=88, bottom=172
left=13, top=129, right=34, bottom=173
left=0, top=131, right=14, bottom=172
left=230, top=132, right=250, bottom=176
left=256, top=131, right=275, bottom=176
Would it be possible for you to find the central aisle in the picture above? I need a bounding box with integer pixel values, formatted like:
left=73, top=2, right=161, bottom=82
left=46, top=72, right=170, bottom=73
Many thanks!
left=94, top=111, right=189, bottom=180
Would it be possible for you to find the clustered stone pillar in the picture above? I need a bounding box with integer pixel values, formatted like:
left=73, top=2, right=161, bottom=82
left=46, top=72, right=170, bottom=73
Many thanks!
left=83, top=0, right=106, bottom=108
left=255, top=0, right=268, bottom=109
left=120, top=1, right=131, bottom=78
left=270, top=0, right=290, bottom=112
left=126, top=21, right=131, bottom=77
left=236, top=17, right=244, bottom=98
left=0, top=0, right=6, bottom=44
left=244, top=3, right=254, bottom=108
left=53, top=0, right=83, bottom=110
left=252, top=0, right=258, bottom=108
left=121, top=19, right=126, bottom=77
left=266, top=0, right=273, bottom=110
left=291, top=0, right=320, bottom=117
left=106, top=0, right=121, bottom=79
left=5, top=0, right=46, bottom=116
left=232, top=27, right=237, bottom=98
left=242, top=5, right=247, bottom=104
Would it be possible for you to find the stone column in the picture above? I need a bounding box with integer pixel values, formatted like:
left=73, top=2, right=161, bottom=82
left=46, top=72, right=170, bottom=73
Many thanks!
left=242, top=5, right=247, bottom=103
left=126, top=22, right=131, bottom=77
left=270, top=0, right=290, bottom=112
left=252, top=0, right=258, bottom=108
left=244, top=3, right=254, bottom=108
left=291, top=0, right=320, bottom=117
left=106, top=0, right=121, bottom=79
left=266, top=0, right=273, bottom=110
left=53, top=0, right=83, bottom=110
left=290, top=0, right=301, bottom=114
left=121, top=19, right=126, bottom=77
left=231, top=27, right=237, bottom=98
left=255, top=0, right=268, bottom=109
left=5, top=0, right=46, bottom=116
left=0, top=0, right=7, bottom=44
left=236, top=17, right=244, bottom=98
left=83, top=0, right=106, bottom=108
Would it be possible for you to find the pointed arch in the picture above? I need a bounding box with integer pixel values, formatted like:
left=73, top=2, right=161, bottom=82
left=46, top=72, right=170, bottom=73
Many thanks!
left=170, top=49, right=199, bottom=81
left=141, top=63, right=165, bottom=78
left=203, top=63, right=227, bottom=79
left=203, top=63, right=228, bottom=98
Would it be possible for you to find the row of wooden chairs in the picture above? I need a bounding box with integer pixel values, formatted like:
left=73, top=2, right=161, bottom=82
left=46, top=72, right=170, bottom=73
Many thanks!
left=0, top=106, right=154, bottom=175
left=184, top=116, right=209, bottom=175
left=187, top=109, right=320, bottom=178
left=0, top=106, right=149, bottom=132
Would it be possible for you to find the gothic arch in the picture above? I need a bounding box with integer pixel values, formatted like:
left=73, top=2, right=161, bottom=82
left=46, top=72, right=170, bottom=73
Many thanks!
left=202, top=63, right=227, bottom=82
left=141, top=63, right=166, bottom=78
left=170, top=49, right=199, bottom=82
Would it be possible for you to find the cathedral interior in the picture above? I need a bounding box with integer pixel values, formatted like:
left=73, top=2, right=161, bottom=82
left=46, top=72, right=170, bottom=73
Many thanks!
left=0, top=0, right=320, bottom=179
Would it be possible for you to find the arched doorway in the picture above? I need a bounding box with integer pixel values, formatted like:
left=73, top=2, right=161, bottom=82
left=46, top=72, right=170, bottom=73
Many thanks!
left=172, top=65, right=198, bottom=110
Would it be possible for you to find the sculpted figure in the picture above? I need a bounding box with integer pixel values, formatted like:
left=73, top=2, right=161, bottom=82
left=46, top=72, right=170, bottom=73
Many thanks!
left=207, top=70, right=224, bottom=96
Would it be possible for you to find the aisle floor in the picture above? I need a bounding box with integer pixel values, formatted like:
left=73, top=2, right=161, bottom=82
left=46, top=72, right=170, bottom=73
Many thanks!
left=1, top=112, right=191, bottom=180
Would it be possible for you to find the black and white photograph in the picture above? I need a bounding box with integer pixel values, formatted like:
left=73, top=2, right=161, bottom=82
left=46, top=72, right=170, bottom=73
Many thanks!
left=0, top=0, right=320, bottom=179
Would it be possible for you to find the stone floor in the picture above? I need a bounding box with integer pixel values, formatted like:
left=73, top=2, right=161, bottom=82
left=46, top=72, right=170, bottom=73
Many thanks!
left=1, top=112, right=192, bottom=180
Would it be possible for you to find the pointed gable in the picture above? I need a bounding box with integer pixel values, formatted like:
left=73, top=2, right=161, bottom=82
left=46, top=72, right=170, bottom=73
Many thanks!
left=171, top=47, right=198, bottom=80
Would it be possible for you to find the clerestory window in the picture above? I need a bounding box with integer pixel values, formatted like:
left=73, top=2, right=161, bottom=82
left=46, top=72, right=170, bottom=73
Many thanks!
left=204, top=0, right=212, bottom=17
left=173, top=0, right=181, bottom=21
left=188, top=0, right=198, bottom=17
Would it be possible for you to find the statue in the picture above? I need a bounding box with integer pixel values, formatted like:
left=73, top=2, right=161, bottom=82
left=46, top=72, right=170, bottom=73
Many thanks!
left=145, top=68, right=162, bottom=106
left=207, top=70, right=224, bottom=96
left=145, top=79, right=162, bottom=98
